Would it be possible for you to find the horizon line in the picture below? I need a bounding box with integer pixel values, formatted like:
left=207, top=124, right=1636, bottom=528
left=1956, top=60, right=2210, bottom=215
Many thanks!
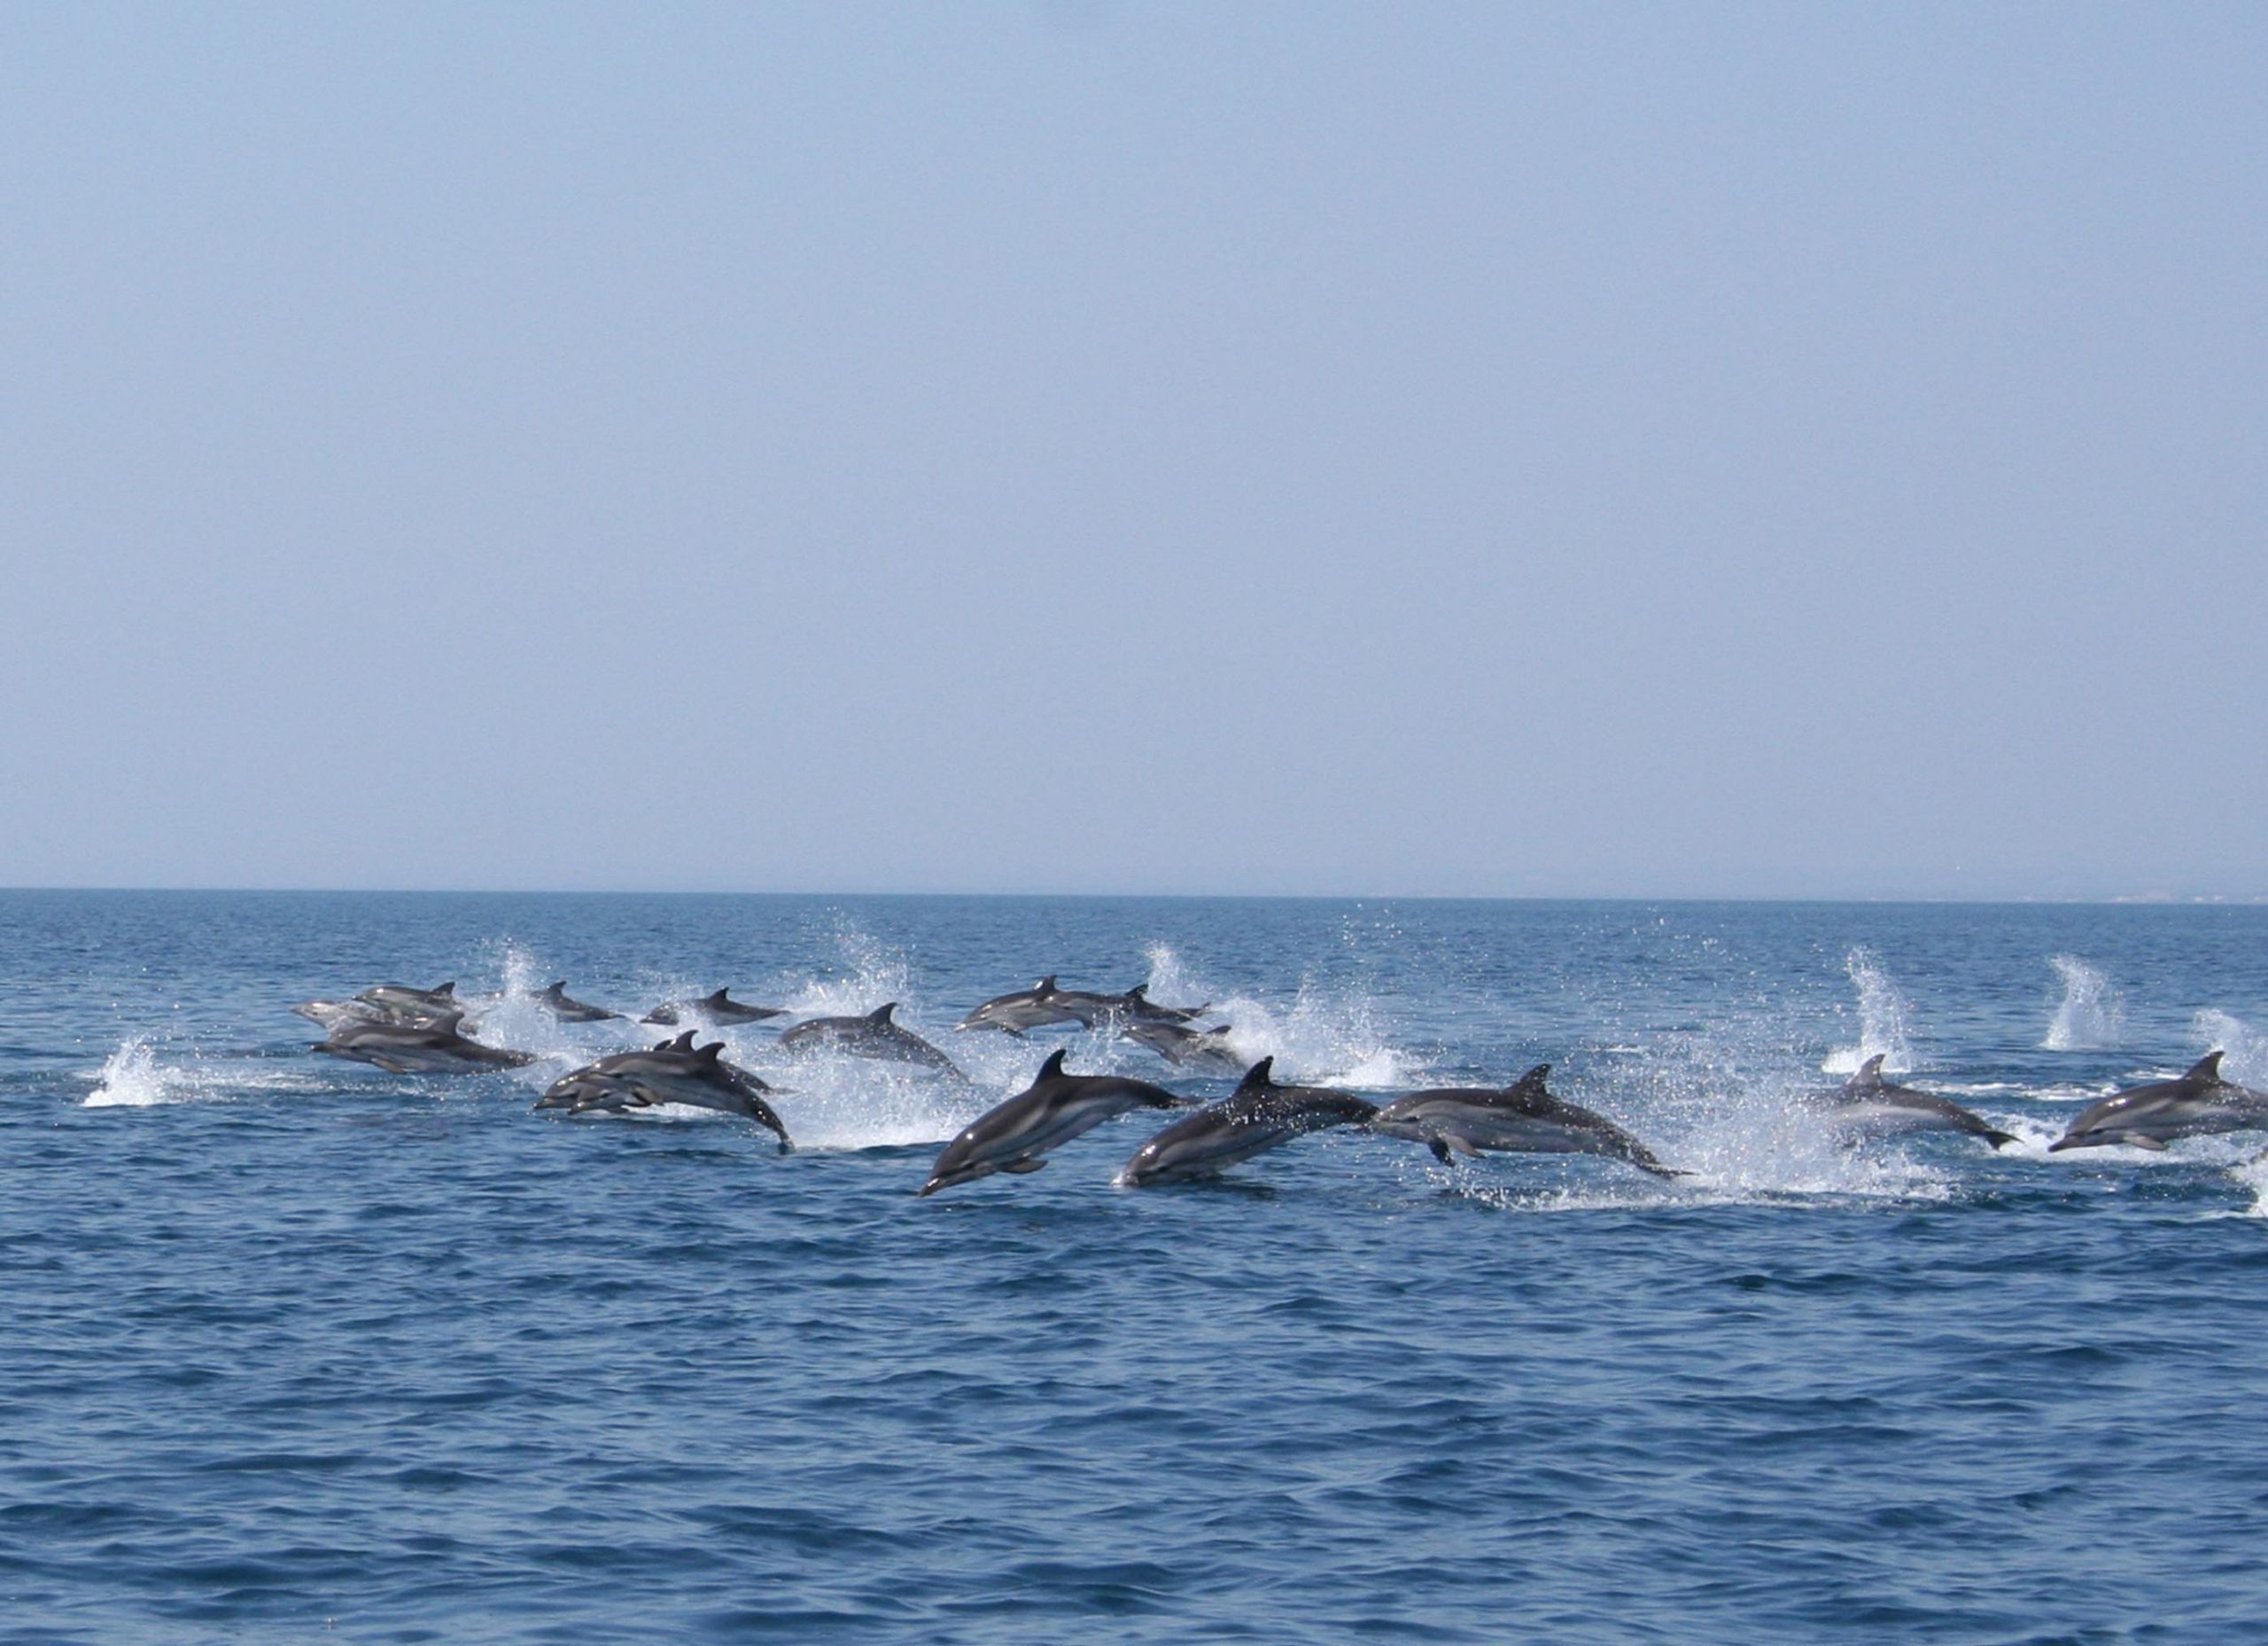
left=3, top=884, right=2263, bottom=908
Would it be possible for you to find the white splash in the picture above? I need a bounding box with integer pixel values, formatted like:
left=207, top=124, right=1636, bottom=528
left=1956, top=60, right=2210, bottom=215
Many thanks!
left=2196, top=1008, right=2268, bottom=1086
left=2043, top=956, right=2124, bottom=1051
left=1138, top=945, right=1422, bottom=1088
left=86, top=1038, right=178, bottom=1106
left=85, top=1037, right=333, bottom=1106
left=1821, top=947, right=1915, bottom=1075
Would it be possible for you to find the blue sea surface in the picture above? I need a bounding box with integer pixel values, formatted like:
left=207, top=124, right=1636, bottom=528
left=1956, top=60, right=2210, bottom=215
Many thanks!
left=4, top=892, right=2267, bottom=1642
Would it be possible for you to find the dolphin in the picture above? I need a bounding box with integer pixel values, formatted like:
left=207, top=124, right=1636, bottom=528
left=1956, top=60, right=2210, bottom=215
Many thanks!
left=1119, top=1057, right=1378, bottom=1186
left=354, top=981, right=464, bottom=1021
left=1804, top=1054, right=2016, bottom=1150
left=919, top=1049, right=1193, bottom=1195
left=1371, top=1064, right=1688, bottom=1176
left=641, top=988, right=786, bottom=1027
left=1123, top=1018, right=1246, bottom=1075
left=956, top=977, right=1091, bottom=1037
left=314, top=1011, right=534, bottom=1075
left=1042, top=982, right=1210, bottom=1029
left=532, top=982, right=622, bottom=1023
left=779, top=1003, right=963, bottom=1078
left=2048, top=1052, right=2268, bottom=1153
left=536, top=1035, right=791, bottom=1150
left=1105, top=983, right=1213, bottom=1026
left=291, top=998, right=399, bottom=1032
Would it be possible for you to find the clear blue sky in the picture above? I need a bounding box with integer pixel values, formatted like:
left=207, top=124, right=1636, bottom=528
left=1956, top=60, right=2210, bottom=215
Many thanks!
left=3, top=3, right=2261, bottom=898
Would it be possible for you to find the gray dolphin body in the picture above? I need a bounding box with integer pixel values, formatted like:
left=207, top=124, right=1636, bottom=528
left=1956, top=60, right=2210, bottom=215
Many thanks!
left=780, top=1003, right=963, bottom=1078
left=355, top=981, right=464, bottom=1021
left=1371, top=1064, right=1686, bottom=1176
left=533, top=982, right=621, bottom=1022
left=2049, top=1052, right=2268, bottom=1153
left=641, top=989, right=786, bottom=1027
left=1051, top=982, right=1210, bottom=1029
left=296, top=982, right=467, bottom=1031
left=919, top=1050, right=1192, bottom=1195
left=1123, top=1019, right=1246, bottom=1075
left=1805, top=1054, right=2016, bottom=1150
left=292, top=998, right=399, bottom=1032
left=956, top=977, right=1090, bottom=1037
left=1106, top=983, right=1212, bottom=1026
left=536, top=1033, right=791, bottom=1150
left=1119, top=1058, right=1379, bottom=1186
left=315, top=1011, right=534, bottom=1075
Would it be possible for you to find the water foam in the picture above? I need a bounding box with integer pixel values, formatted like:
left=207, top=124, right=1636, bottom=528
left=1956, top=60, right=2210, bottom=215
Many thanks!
left=2042, top=956, right=2124, bottom=1051
left=1821, top=947, right=1915, bottom=1075
left=1137, top=945, right=1422, bottom=1089
left=2194, top=1009, right=2268, bottom=1087
left=85, top=1037, right=331, bottom=1107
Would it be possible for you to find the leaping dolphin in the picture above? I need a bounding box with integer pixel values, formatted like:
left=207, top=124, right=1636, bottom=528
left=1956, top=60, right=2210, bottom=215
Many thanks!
left=536, top=1034, right=791, bottom=1151
left=1371, top=1065, right=1688, bottom=1176
left=641, top=989, right=786, bottom=1027
left=779, top=1003, right=963, bottom=1078
left=1119, top=1058, right=1378, bottom=1186
left=1122, top=1018, right=1246, bottom=1075
left=919, top=1049, right=1192, bottom=1195
left=1804, top=1054, right=2016, bottom=1151
left=956, top=977, right=1090, bottom=1037
left=532, top=982, right=622, bottom=1023
left=354, top=981, right=464, bottom=1021
left=2049, top=1052, right=2268, bottom=1153
left=315, top=1011, right=534, bottom=1075
left=1107, top=983, right=1212, bottom=1026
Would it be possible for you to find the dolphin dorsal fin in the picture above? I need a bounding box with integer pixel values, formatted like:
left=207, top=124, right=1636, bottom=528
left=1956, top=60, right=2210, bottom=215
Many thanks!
left=2186, top=1051, right=2225, bottom=1084
left=869, top=1002, right=897, bottom=1024
left=698, top=1041, right=725, bottom=1063
left=1126, top=983, right=1148, bottom=1001
left=435, top=982, right=456, bottom=997
left=1236, top=1057, right=1277, bottom=1093
left=429, top=1009, right=464, bottom=1034
left=1847, top=1053, right=1888, bottom=1091
left=1038, top=1048, right=1069, bottom=1080
left=706, top=989, right=731, bottom=1005
left=1037, top=975, right=1058, bottom=993
left=672, top=1030, right=697, bottom=1052
left=1507, top=1064, right=1551, bottom=1098
left=541, top=982, right=565, bottom=998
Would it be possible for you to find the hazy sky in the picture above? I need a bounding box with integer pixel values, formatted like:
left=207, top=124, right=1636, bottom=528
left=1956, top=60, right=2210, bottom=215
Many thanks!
left=3, top=3, right=2261, bottom=898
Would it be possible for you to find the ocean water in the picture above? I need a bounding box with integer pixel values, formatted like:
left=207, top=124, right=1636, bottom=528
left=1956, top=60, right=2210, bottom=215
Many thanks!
left=4, top=891, right=2268, bottom=1643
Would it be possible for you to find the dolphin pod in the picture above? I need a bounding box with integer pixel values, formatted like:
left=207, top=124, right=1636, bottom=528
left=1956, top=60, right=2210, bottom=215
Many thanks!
left=291, top=972, right=2264, bottom=1192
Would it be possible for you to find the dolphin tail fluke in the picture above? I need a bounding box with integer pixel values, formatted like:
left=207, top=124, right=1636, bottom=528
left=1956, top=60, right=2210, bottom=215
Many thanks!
left=1427, top=1137, right=1455, bottom=1166
left=1982, top=1128, right=2021, bottom=1150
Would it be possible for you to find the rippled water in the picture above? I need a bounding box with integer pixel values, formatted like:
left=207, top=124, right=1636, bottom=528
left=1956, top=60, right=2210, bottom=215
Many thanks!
left=5, top=892, right=2267, bottom=1642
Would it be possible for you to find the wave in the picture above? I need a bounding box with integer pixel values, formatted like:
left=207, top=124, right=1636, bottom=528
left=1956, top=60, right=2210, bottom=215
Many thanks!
left=2042, top=956, right=2124, bottom=1050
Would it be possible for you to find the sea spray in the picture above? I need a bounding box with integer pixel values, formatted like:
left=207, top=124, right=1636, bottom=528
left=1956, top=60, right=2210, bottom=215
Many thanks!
left=2196, top=1008, right=2268, bottom=1087
left=2043, top=956, right=2124, bottom=1051
left=1137, top=944, right=1421, bottom=1088
left=1821, top=947, right=1916, bottom=1075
